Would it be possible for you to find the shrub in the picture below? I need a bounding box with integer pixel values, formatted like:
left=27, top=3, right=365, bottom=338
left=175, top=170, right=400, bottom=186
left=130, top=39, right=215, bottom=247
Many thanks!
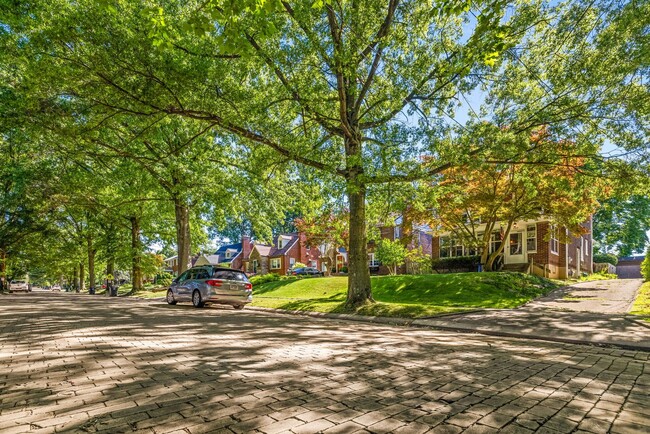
left=432, top=256, right=481, bottom=273
left=642, top=249, right=650, bottom=281
left=593, top=253, right=618, bottom=266
left=340, top=266, right=348, bottom=273
left=375, top=239, right=408, bottom=275
left=292, top=262, right=308, bottom=269
left=250, top=273, right=281, bottom=285
left=156, top=271, right=174, bottom=287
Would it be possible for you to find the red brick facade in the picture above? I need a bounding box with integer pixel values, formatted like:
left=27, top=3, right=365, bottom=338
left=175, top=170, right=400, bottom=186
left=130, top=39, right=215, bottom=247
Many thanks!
left=431, top=219, right=593, bottom=279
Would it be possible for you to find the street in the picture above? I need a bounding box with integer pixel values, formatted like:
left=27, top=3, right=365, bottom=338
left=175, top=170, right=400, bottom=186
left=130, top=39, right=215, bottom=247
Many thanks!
left=1, top=293, right=648, bottom=433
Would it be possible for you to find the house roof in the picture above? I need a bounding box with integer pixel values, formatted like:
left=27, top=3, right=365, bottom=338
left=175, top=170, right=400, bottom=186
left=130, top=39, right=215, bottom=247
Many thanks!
left=215, top=242, right=242, bottom=254
left=254, top=244, right=273, bottom=257
left=252, top=233, right=301, bottom=258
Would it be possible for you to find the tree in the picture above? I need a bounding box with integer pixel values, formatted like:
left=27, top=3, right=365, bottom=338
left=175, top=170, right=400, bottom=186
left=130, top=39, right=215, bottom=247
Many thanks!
left=295, top=211, right=349, bottom=275
left=426, top=132, right=607, bottom=270
left=594, top=196, right=650, bottom=256
left=3, top=0, right=648, bottom=306
left=642, top=249, right=650, bottom=281
left=375, top=239, right=407, bottom=275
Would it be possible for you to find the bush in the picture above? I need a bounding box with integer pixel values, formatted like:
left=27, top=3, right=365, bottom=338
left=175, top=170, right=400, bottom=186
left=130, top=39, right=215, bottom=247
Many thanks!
left=340, top=266, right=348, bottom=273
left=250, top=273, right=281, bottom=285
left=156, top=271, right=174, bottom=287
left=593, top=253, right=618, bottom=266
left=642, top=249, right=650, bottom=281
left=292, top=262, right=308, bottom=269
left=432, top=256, right=481, bottom=273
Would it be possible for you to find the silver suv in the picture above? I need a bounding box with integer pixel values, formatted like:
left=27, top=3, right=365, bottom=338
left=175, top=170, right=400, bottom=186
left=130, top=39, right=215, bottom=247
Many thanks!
left=166, top=266, right=252, bottom=309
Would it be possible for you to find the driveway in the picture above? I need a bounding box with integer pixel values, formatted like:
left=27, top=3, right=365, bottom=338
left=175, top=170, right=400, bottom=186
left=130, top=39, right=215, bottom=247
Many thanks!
left=417, top=279, right=649, bottom=350
left=526, top=279, right=643, bottom=314
left=1, top=293, right=648, bottom=433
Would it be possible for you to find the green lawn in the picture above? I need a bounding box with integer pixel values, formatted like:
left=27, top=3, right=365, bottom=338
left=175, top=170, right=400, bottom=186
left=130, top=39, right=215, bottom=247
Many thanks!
left=630, top=281, right=650, bottom=322
left=251, top=272, right=561, bottom=318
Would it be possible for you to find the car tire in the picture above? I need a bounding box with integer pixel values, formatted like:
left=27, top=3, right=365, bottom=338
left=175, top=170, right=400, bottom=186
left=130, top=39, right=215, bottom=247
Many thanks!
left=233, top=304, right=245, bottom=310
left=192, top=290, right=205, bottom=308
left=166, top=289, right=177, bottom=305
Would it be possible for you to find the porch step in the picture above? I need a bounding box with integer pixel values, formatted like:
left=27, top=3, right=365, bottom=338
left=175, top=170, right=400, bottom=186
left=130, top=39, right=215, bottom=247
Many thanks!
left=502, top=263, right=529, bottom=273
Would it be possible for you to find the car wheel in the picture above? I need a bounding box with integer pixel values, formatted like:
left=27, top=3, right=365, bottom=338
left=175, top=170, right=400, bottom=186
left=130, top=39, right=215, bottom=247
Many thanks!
left=192, top=290, right=205, bottom=308
left=233, top=304, right=244, bottom=310
left=166, top=289, right=177, bottom=305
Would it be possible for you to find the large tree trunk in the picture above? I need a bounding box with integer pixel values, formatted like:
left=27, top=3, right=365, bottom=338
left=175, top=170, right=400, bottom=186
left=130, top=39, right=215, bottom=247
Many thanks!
left=79, top=261, right=85, bottom=292
left=87, top=235, right=95, bottom=292
left=346, top=181, right=373, bottom=307
left=73, top=266, right=79, bottom=292
left=130, top=216, right=143, bottom=292
left=0, top=250, right=5, bottom=292
left=105, top=222, right=116, bottom=294
left=173, top=197, right=191, bottom=275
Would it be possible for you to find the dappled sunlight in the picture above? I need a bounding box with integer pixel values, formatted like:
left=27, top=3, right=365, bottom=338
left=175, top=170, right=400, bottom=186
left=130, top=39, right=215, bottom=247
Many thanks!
left=1, top=292, right=648, bottom=433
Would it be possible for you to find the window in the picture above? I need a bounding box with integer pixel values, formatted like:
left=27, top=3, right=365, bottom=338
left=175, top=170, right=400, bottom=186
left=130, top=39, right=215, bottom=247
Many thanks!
left=368, top=253, right=380, bottom=267
left=252, top=259, right=258, bottom=273
left=440, top=236, right=450, bottom=258
left=225, top=251, right=232, bottom=259
left=550, top=225, right=559, bottom=255
left=527, top=225, right=537, bottom=253
left=289, top=257, right=296, bottom=266
left=311, top=260, right=317, bottom=267
left=509, top=233, right=523, bottom=255
left=195, top=269, right=210, bottom=279
left=270, top=258, right=281, bottom=269
left=439, top=237, right=464, bottom=258
left=394, top=226, right=401, bottom=239
left=489, top=232, right=501, bottom=254
left=584, top=237, right=589, bottom=256
left=581, top=239, right=585, bottom=261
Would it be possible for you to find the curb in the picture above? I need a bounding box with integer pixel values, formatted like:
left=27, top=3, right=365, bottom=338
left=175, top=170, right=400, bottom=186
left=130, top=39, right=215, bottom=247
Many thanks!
left=245, top=306, right=650, bottom=353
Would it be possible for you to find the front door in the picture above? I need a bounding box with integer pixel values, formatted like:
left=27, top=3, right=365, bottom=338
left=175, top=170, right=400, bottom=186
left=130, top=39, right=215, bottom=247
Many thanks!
left=505, top=232, right=526, bottom=264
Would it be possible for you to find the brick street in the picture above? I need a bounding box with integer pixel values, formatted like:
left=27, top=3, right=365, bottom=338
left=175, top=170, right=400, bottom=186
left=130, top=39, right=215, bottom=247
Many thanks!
left=1, top=293, right=649, bottom=433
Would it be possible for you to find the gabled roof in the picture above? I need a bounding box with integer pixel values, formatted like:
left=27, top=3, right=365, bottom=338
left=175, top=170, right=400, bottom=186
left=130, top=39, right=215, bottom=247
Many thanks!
left=215, top=242, right=242, bottom=254
left=250, top=233, right=301, bottom=258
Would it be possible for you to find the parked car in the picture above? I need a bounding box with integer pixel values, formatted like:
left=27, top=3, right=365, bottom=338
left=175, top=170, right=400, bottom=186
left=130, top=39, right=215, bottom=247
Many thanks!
left=9, top=280, right=30, bottom=292
left=51, top=284, right=61, bottom=291
left=291, top=267, right=324, bottom=277
left=166, top=266, right=253, bottom=309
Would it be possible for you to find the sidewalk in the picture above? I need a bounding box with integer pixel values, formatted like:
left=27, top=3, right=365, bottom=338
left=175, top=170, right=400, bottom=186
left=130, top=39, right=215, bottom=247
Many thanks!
left=412, top=308, right=650, bottom=351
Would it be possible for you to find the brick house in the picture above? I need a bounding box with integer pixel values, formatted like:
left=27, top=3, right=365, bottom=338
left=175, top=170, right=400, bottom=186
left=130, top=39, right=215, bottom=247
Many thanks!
left=366, top=220, right=433, bottom=275
left=243, top=233, right=322, bottom=275
left=330, top=220, right=433, bottom=275
left=432, top=217, right=594, bottom=279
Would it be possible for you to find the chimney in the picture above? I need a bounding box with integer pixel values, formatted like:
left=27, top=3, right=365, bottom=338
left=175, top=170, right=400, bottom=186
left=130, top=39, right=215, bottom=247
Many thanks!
left=242, top=236, right=252, bottom=260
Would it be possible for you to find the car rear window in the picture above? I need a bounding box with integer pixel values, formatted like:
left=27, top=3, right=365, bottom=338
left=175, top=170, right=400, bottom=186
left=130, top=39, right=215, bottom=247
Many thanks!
left=213, top=270, right=249, bottom=282
left=13, top=281, right=26, bottom=284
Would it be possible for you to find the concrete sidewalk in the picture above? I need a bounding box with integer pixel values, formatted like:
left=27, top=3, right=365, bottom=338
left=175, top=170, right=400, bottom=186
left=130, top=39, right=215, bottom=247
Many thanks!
left=413, top=309, right=650, bottom=351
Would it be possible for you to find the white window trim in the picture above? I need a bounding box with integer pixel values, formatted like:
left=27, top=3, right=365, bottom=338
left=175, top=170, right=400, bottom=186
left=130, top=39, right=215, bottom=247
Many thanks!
left=527, top=224, right=537, bottom=253
left=289, top=257, right=296, bottom=266
left=270, top=258, right=281, bottom=269
left=394, top=226, right=401, bottom=239
left=550, top=225, right=559, bottom=256
left=225, top=251, right=232, bottom=259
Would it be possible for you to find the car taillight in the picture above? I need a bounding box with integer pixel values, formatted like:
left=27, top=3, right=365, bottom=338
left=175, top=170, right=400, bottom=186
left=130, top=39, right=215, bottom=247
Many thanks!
left=205, top=279, right=223, bottom=287
left=245, top=283, right=252, bottom=290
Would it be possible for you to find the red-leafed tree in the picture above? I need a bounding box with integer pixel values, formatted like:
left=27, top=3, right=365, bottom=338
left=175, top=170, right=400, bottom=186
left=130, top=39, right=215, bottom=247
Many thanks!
left=426, top=133, right=609, bottom=270
left=295, top=212, right=349, bottom=276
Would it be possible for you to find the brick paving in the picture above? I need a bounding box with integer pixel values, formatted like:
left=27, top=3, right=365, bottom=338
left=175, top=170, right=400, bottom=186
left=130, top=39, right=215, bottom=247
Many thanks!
left=1, top=293, right=649, bottom=433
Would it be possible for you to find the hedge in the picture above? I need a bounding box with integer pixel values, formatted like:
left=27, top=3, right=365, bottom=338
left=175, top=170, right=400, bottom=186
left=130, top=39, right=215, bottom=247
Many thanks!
left=593, top=253, right=618, bottom=266
left=432, top=256, right=481, bottom=273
